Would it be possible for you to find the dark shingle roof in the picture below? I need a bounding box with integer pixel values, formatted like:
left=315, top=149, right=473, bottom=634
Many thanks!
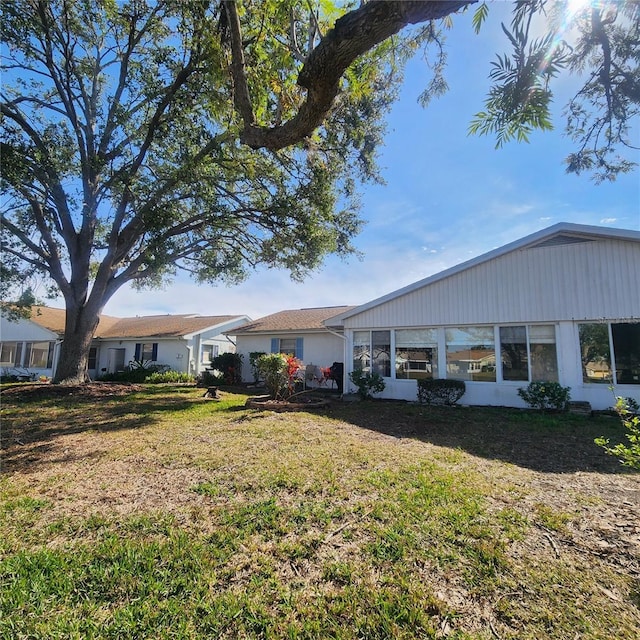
left=233, top=306, right=355, bottom=334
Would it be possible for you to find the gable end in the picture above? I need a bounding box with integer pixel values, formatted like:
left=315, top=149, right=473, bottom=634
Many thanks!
left=528, top=234, right=596, bottom=249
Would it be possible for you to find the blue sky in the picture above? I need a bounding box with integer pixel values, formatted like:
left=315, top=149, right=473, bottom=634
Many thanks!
left=103, top=2, right=640, bottom=321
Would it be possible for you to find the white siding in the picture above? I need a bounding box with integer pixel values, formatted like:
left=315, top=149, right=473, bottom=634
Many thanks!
left=344, top=239, right=640, bottom=329
left=96, top=339, right=190, bottom=375
left=235, top=332, right=345, bottom=383
left=0, top=316, right=57, bottom=342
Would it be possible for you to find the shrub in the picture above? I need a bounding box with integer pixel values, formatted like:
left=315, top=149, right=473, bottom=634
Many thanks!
left=99, top=365, right=192, bottom=384
left=249, top=352, right=266, bottom=383
left=416, top=379, right=466, bottom=406
left=517, top=381, right=571, bottom=411
left=348, top=369, right=386, bottom=400
left=596, top=396, right=640, bottom=470
left=146, top=371, right=194, bottom=384
left=197, top=369, right=224, bottom=387
left=256, top=353, right=301, bottom=399
left=99, top=362, right=171, bottom=383
left=210, top=352, right=243, bottom=385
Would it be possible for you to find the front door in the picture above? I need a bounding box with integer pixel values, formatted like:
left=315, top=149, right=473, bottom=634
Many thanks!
left=107, top=348, right=126, bottom=373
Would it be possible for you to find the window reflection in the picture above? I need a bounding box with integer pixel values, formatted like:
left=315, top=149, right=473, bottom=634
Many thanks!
left=579, top=324, right=612, bottom=384
left=445, top=327, right=496, bottom=382
left=612, top=323, right=640, bottom=385
left=372, top=331, right=391, bottom=378
left=395, top=329, right=438, bottom=380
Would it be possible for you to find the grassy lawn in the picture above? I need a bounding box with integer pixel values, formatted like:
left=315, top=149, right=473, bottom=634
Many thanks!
left=1, top=384, right=639, bottom=639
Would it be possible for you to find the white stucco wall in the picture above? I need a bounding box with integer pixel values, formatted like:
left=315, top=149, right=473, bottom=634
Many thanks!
left=95, top=339, right=191, bottom=376
left=235, top=332, right=345, bottom=384
left=0, top=315, right=58, bottom=378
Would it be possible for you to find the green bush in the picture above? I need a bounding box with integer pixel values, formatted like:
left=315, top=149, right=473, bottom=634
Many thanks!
left=249, top=351, right=266, bottom=383
left=255, top=353, right=301, bottom=399
left=596, top=396, right=640, bottom=470
left=99, top=365, right=193, bottom=384
left=348, top=369, right=386, bottom=400
left=210, top=352, right=243, bottom=385
left=517, top=381, right=571, bottom=411
left=98, top=361, right=169, bottom=383
left=197, top=369, right=224, bottom=387
left=416, top=379, right=466, bottom=406
left=146, top=371, right=195, bottom=384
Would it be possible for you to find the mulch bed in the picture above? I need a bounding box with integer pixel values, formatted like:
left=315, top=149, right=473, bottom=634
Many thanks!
left=0, top=382, right=145, bottom=399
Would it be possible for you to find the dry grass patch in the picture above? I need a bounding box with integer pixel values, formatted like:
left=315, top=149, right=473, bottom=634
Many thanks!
left=1, top=384, right=639, bottom=639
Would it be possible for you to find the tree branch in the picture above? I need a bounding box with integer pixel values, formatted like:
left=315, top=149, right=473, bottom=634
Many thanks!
left=230, top=0, right=475, bottom=150
left=223, top=0, right=256, bottom=126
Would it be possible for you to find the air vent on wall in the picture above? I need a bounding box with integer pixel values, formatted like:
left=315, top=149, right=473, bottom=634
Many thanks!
left=529, top=234, right=595, bottom=249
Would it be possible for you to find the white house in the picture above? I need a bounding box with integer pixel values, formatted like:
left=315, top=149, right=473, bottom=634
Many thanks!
left=0, top=306, right=250, bottom=379
left=0, top=310, right=59, bottom=380
left=324, top=223, right=640, bottom=410
left=232, top=306, right=354, bottom=386
left=91, top=313, right=251, bottom=378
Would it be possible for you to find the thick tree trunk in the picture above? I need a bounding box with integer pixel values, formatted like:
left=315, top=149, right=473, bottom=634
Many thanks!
left=52, top=302, right=102, bottom=384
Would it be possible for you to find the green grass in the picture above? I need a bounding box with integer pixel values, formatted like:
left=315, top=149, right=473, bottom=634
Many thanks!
left=1, top=384, right=638, bottom=639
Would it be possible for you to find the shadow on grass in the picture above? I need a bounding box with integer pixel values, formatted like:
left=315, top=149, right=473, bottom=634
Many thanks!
left=0, top=384, right=232, bottom=473
left=320, top=400, right=633, bottom=475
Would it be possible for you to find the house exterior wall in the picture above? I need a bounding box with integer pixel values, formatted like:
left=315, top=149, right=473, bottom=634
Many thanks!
left=235, top=332, right=345, bottom=383
left=189, top=332, right=237, bottom=375
left=0, top=315, right=58, bottom=378
left=95, top=339, right=191, bottom=376
left=340, top=238, right=640, bottom=410
left=344, top=238, right=639, bottom=328
left=342, top=321, right=639, bottom=410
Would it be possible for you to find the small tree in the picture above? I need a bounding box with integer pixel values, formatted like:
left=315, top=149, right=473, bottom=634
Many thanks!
left=595, top=396, right=640, bottom=470
left=256, top=353, right=302, bottom=400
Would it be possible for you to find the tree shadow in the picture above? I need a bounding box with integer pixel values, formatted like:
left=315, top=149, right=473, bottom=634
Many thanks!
left=320, top=401, right=635, bottom=475
left=0, top=386, right=204, bottom=473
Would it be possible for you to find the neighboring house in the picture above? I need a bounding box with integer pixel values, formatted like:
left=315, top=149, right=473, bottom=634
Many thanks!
left=0, top=309, right=60, bottom=379
left=324, top=223, right=640, bottom=410
left=91, top=313, right=251, bottom=378
left=0, top=307, right=250, bottom=379
left=232, top=306, right=355, bottom=386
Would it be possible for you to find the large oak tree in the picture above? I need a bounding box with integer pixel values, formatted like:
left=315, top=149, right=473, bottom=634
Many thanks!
left=1, top=0, right=638, bottom=383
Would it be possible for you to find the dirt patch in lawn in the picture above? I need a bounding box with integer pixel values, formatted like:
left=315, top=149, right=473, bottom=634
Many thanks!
left=1, top=382, right=145, bottom=399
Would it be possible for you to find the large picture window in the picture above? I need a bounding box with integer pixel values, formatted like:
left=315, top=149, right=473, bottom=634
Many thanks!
left=579, top=324, right=612, bottom=383
left=371, top=331, right=391, bottom=378
left=395, top=329, right=438, bottom=380
left=353, top=331, right=370, bottom=372
left=612, top=323, right=640, bottom=385
left=445, top=327, right=496, bottom=382
left=0, top=342, right=18, bottom=367
left=29, top=341, right=54, bottom=368
left=579, top=322, right=640, bottom=385
left=500, top=325, right=558, bottom=382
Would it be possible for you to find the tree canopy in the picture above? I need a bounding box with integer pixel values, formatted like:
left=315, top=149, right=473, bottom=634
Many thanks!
left=1, top=0, right=638, bottom=382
